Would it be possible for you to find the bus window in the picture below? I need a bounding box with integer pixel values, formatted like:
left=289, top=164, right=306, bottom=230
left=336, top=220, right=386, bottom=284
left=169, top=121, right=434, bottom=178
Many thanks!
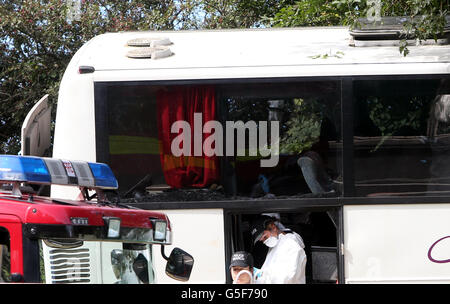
left=97, top=80, right=342, bottom=200
left=0, top=227, right=10, bottom=283
left=353, top=77, right=450, bottom=197
left=105, top=85, right=165, bottom=193
left=220, top=81, right=342, bottom=198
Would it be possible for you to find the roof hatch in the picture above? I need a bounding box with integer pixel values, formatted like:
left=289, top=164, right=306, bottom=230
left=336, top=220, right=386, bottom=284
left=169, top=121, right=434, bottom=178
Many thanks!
left=349, top=15, right=450, bottom=47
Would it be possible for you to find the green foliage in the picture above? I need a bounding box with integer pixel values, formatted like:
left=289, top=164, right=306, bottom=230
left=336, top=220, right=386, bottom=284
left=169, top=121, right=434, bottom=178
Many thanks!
left=0, top=0, right=448, bottom=155
left=266, top=0, right=346, bottom=27
left=367, top=95, right=429, bottom=151
left=199, top=0, right=295, bottom=28
left=280, top=98, right=322, bottom=154
left=226, top=97, right=323, bottom=155
left=332, top=0, right=449, bottom=56
left=0, top=0, right=199, bottom=154
left=226, top=98, right=269, bottom=122
left=267, top=0, right=449, bottom=55
left=309, top=50, right=345, bottom=59
left=0, top=0, right=293, bottom=155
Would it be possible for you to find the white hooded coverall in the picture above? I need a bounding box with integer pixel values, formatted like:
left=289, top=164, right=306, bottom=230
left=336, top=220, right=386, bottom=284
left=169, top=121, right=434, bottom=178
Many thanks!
left=255, top=231, right=307, bottom=284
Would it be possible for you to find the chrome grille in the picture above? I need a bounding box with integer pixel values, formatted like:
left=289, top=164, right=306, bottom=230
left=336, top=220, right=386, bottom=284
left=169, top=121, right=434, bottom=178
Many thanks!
left=48, top=248, right=91, bottom=283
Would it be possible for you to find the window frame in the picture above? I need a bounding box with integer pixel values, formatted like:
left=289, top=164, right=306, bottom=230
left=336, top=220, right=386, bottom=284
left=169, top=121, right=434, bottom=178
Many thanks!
left=95, top=73, right=450, bottom=209
left=349, top=73, right=450, bottom=201
left=95, top=76, right=345, bottom=207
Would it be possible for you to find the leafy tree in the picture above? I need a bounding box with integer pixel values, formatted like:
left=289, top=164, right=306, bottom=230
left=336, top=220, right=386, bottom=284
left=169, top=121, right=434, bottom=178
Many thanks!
left=367, top=96, right=426, bottom=151
left=199, top=0, right=295, bottom=28
left=269, top=0, right=449, bottom=56
left=1, top=0, right=448, bottom=155
left=265, top=0, right=346, bottom=26
left=0, top=0, right=298, bottom=155
left=0, top=0, right=198, bottom=154
left=280, top=98, right=322, bottom=154
left=339, top=0, right=449, bottom=55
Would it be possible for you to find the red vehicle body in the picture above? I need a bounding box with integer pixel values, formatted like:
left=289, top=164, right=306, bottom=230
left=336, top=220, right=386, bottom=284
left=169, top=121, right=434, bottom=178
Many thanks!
left=1, top=191, right=172, bottom=282
left=0, top=155, right=192, bottom=283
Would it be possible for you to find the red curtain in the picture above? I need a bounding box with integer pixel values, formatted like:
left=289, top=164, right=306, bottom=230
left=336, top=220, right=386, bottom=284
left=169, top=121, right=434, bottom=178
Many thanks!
left=156, top=86, right=219, bottom=188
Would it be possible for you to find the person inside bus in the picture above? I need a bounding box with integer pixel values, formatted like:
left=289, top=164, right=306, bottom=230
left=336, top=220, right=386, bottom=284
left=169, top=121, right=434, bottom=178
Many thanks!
left=250, top=215, right=307, bottom=284
left=229, top=251, right=255, bottom=284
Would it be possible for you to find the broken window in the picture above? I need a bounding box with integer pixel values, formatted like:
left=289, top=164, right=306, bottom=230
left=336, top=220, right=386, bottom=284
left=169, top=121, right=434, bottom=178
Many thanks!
left=98, top=79, right=342, bottom=201
left=218, top=81, right=342, bottom=198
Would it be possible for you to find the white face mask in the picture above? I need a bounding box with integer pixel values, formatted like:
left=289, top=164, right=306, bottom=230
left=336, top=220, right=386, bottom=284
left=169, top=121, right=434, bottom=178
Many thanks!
left=263, top=236, right=279, bottom=248
left=233, top=270, right=253, bottom=284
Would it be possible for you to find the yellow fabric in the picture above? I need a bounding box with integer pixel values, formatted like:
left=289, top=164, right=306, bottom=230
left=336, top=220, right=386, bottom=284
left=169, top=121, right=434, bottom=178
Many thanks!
left=109, top=135, right=160, bottom=155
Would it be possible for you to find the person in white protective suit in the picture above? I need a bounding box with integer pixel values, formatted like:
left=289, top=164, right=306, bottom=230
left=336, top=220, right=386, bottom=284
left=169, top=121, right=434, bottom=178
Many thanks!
left=250, top=215, right=307, bottom=284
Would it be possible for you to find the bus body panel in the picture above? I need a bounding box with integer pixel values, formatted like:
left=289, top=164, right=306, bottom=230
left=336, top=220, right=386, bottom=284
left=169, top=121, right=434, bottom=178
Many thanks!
left=91, top=62, right=450, bottom=82
left=344, top=204, right=450, bottom=283
left=152, top=209, right=226, bottom=283
left=75, top=28, right=450, bottom=73
left=51, top=65, right=96, bottom=201
left=52, top=33, right=103, bottom=167
left=52, top=35, right=98, bottom=169
left=52, top=71, right=96, bottom=161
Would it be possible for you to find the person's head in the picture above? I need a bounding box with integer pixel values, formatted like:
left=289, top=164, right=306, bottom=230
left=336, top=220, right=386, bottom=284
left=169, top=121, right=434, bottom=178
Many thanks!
left=251, top=215, right=281, bottom=247
left=229, top=251, right=254, bottom=284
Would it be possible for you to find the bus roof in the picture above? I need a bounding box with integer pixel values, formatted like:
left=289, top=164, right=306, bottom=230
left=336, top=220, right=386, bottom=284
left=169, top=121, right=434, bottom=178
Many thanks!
left=74, top=27, right=450, bottom=80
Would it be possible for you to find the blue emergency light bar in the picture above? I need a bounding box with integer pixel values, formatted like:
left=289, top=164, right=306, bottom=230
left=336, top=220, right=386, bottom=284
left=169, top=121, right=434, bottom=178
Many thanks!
left=0, top=155, right=118, bottom=190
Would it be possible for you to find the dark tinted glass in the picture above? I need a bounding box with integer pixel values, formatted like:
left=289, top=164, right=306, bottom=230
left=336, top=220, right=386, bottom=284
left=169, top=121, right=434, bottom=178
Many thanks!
left=106, top=85, right=165, bottom=193
left=102, top=80, right=342, bottom=200
left=219, top=81, right=342, bottom=198
left=353, top=77, right=450, bottom=197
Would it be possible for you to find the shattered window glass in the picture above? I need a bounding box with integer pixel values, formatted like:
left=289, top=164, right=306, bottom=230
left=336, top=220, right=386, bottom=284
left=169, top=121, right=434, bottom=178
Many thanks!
left=101, top=80, right=342, bottom=202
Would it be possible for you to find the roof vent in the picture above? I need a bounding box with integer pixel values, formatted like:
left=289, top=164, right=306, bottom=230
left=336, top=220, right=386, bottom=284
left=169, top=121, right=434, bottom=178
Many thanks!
left=127, top=37, right=172, bottom=47
left=126, top=46, right=173, bottom=59
left=349, top=15, right=450, bottom=47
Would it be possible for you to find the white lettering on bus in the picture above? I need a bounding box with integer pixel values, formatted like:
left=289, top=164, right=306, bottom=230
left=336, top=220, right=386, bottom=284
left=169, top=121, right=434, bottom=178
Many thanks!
left=170, top=113, right=279, bottom=167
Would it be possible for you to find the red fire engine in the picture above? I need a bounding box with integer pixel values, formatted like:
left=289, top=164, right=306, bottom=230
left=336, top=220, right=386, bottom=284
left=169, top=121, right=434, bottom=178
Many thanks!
left=0, top=155, right=193, bottom=283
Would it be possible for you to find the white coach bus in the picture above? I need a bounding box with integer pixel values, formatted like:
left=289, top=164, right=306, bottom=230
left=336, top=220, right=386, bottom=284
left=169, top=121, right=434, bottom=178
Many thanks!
left=23, top=19, right=450, bottom=283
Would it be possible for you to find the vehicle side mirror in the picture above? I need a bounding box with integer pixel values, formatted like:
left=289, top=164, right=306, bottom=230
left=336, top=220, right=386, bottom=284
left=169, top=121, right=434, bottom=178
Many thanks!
left=164, top=247, right=194, bottom=282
